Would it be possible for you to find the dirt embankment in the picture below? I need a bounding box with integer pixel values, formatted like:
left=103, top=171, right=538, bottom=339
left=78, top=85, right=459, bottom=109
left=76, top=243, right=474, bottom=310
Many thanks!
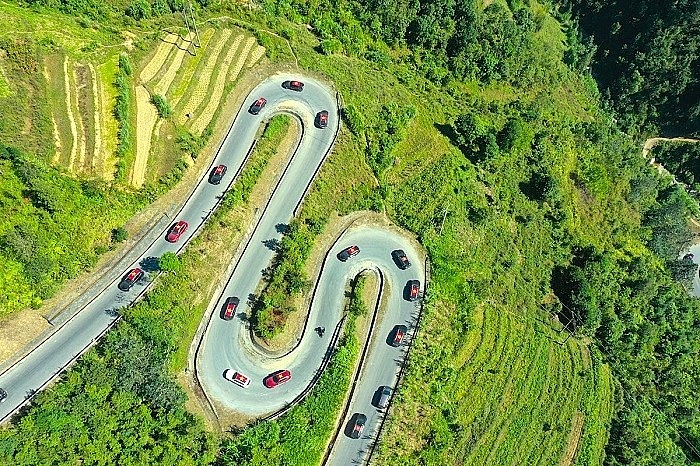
left=642, top=136, right=700, bottom=159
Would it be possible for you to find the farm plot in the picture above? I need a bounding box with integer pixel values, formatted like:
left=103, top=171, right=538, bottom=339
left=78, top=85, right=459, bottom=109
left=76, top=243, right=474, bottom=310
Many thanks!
left=127, top=27, right=264, bottom=185
left=43, top=54, right=105, bottom=177
left=176, top=28, right=232, bottom=125
left=375, top=300, right=613, bottom=466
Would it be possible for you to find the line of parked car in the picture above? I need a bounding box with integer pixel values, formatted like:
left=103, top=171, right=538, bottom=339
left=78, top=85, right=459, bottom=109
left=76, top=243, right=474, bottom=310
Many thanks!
left=249, top=80, right=330, bottom=129
left=336, top=244, right=421, bottom=440
left=116, top=80, right=330, bottom=294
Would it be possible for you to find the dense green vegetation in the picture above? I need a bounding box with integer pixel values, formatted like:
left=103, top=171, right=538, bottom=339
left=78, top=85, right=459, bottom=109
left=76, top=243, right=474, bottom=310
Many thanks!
left=653, top=142, right=700, bottom=193
left=0, top=265, right=218, bottom=464
left=559, top=0, right=700, bottom=136
left=114, top=52, right=134, bottom=182
left=0, top=145, right=145, bottom=315
left=237, top=0, right=699, bottom=463
left=0, top=114, right=293, bottom=463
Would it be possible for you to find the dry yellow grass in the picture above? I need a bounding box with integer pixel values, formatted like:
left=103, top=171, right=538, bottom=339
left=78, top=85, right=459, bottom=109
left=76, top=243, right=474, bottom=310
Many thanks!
left=178, top=28, right=232, bottom=125
left=169, top=28, right=215, bottom=107
left=63, top=56, right=79, bottom=171
left=88, top=62, right=102, bottom=174
left=246, top=44, right=266, bottom=68
left=228, top=36, right=257, bottom=82
left=139, top=33, right=177, bottom=83
left=191, top=34, right=244, bottom=134
left=152, top=32, right=195, bottom=96
left=0, top=310, right=50, bottom=364
left=132, top=85, right=158, bottom=187
left=43, top=62, right=64, bottom=165
left=97, top=59, right=119, bottom=181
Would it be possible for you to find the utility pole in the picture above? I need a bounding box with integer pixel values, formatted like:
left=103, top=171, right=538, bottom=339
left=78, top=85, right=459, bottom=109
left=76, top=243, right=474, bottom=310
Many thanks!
left=188, top=1, right=201, bottom=48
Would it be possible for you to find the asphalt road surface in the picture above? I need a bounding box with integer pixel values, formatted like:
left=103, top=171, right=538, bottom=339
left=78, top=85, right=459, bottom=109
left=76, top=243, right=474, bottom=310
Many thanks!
left=0, top=72, right=425, bottom=466
left=0, top=73, right=337, bottom=423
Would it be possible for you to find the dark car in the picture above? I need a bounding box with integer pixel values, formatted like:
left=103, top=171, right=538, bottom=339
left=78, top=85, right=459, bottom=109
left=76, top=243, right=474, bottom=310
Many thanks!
left=0, top=388, right=7, bottom=403
left=337, top=245, right=360, bottom=262
left=348, top=413, right=367, bottom=439
left=249, top=97, right=267, bottom=115
left=118, top=268, right=144, bottom=291
left=209, top=164, right=227, bottom=185
left=166, top=221, right=188, bottom=243
left=391, top=249, right=411, bottom=270
left=389, top=324, right=408, bottom=347
left=264, top=369, right=292, bottom=388
left=282, top=80, right=304, bottom=91
left=405, top=279, right=421, bottom=301
left=375, top=385, right=392, bottom=409
left=221, top=296, right=240, bottom=321
left=315, top=110, right=329, bottom=129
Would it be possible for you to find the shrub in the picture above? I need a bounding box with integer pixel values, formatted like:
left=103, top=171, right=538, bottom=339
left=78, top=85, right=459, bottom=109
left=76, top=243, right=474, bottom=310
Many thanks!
left=111, top=227, right=128, bottom=243
left=150, top=94, right=172, bottom=118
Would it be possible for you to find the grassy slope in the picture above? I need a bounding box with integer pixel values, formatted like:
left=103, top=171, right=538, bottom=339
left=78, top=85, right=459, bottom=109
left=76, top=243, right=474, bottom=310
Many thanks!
left=215, top=9, right=615, bottom=464
left=0, top=2, right=615, bottom=464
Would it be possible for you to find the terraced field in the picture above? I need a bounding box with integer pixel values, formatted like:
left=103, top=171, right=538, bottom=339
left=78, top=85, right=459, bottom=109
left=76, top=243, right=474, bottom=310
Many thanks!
left=375, top=300, right=613, bottom=466
left=29, top=20, right=265, bottom=187
left=132, top=27, right=265, bottom=186
left=42, top=53, right=106, bottom=177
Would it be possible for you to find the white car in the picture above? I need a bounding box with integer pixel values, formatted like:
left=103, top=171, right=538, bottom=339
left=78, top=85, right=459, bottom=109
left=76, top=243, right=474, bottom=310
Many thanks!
left=223, top=369, right=251, bottom=388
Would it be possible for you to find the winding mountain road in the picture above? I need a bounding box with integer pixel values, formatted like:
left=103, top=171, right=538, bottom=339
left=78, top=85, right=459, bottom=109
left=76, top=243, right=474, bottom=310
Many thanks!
left=0, top=73, right=423, bottom=465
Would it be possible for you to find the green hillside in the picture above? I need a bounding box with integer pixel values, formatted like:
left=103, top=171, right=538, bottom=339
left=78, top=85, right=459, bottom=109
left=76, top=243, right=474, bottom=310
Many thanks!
left=1, top=0, right=699, bottom=465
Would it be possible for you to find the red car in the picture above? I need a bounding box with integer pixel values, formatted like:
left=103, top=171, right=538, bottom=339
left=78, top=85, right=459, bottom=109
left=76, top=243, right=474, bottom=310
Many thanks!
left=391, top=249, right=411, bottom=270
left=264, top=369, right=292, bottom=388
left=282, top=80, right=304, bottom=91
left=315, top=110, right=329, bottom=129
left=208, top=164, right=227, bottom=185
left=221, top=296, right=240, bottom=321
left=166, top=221, right=188, bottom=243
left=337, top=245, right=360, bottom=262
left=349, top=413, right=367, bottom=439
left=389, top=324, right=408, bottom=347
left=249, top=97, right=267, bottom=115
left=406, top=279, right=420, bottom=301
left=118, top=268, right=144, bottom=291
left=223, top=369, right=251, bottom=388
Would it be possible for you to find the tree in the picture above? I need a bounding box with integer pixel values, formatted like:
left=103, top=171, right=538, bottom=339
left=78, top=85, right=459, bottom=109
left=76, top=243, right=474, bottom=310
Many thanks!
left=158, top=252, right=181, bottom=273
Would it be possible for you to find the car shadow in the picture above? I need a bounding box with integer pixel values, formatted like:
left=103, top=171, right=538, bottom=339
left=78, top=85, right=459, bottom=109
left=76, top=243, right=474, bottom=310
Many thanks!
left=139, top=256, right=160, bottom=272
left=343, top=413, right=361, bottom=439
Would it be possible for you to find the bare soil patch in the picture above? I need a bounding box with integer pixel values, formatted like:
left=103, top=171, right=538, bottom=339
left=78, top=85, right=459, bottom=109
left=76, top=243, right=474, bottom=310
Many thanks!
left=559, top=411, right=585, bottom=466
left=132, top=85, right=158, bottom=187
left=0, top=309, right=50, bottom=363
